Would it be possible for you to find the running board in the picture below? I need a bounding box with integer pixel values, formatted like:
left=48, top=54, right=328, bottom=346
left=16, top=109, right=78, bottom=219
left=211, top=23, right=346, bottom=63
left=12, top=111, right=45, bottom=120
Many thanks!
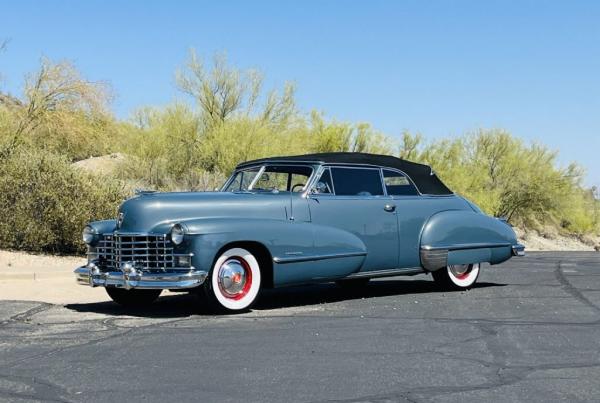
left=346, top=267, right=424, bottom=279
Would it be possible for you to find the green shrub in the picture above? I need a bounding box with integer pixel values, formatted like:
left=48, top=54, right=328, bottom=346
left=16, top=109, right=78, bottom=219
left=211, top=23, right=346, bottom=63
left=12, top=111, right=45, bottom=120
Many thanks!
left=0, top=147, right=126, bottom=254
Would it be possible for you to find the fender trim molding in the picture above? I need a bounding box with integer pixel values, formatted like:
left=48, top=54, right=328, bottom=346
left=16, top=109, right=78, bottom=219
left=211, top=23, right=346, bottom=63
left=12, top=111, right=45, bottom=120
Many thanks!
left=273, top=251, right=366, bottom=264
left=421, top=242, right=511, bottom=251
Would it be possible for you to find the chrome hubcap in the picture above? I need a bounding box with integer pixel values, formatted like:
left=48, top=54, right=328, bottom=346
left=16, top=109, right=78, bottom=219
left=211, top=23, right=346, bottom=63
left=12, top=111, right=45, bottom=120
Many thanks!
left=449, top=264, right=470, bottom=277
left=218, top=259, right=248, bottom=297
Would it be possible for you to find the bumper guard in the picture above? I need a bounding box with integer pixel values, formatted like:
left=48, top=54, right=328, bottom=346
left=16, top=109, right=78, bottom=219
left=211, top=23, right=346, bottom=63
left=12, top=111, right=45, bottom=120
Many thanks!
left=512, top=243, right=526, bottom=257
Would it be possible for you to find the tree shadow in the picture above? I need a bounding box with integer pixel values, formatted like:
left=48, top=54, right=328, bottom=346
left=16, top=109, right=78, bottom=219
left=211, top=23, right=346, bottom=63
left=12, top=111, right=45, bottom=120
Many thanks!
left=65, top=277, right=506, bottom=318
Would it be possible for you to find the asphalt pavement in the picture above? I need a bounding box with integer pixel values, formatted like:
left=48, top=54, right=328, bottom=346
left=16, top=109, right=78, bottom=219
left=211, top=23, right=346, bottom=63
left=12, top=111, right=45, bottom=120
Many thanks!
left=1, top=252, right=599, bottom=403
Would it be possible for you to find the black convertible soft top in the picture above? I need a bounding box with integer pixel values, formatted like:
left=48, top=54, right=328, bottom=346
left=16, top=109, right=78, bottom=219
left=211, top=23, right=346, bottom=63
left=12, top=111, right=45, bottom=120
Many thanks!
left=238, top=152, right=453, bottom=195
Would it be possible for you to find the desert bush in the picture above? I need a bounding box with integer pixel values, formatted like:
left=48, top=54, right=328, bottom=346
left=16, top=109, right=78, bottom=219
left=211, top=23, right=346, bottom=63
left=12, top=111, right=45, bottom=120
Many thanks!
left=407, top=129, right=596, bottom=232
left=0, top=53, right=597, bottom=259
left=0, top=58, right=119, bottom=161
left=0, top=147, right=127, bottom=254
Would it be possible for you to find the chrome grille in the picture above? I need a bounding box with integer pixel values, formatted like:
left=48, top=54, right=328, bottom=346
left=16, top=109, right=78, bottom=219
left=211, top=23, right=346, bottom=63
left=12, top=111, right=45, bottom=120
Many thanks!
left=91, top=233, right=175, bottom=271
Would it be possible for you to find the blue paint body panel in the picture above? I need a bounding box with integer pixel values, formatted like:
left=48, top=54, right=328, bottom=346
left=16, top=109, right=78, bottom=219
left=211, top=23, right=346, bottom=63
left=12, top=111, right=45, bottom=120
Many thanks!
left=84, top=159, right=523, bottom=288
left=421, top=209, right=516, bottom=266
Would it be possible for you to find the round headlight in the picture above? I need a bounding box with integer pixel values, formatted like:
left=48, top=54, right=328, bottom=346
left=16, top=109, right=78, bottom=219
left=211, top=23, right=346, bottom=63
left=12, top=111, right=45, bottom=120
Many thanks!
left=82, top=226, right=98, bottom=245
left=170, top=224, right=185, bottom=245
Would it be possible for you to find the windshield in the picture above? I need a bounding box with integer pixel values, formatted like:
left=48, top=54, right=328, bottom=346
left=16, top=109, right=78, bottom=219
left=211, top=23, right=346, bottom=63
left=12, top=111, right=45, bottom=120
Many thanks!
left=223, top=165, right=313, bottom=193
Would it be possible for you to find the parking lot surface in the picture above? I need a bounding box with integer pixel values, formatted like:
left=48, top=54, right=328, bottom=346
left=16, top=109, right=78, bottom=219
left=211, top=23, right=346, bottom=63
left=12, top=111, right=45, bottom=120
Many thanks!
left=1, top=252, right=599, bottom=402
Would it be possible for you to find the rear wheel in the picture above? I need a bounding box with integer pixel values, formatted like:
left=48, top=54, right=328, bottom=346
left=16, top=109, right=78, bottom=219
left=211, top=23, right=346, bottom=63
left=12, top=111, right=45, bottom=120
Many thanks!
left=432, top=263, right=480, bottom=290
left=105, top=288, right=162, bottom=307
left=202, top=247, right=262, bottom=313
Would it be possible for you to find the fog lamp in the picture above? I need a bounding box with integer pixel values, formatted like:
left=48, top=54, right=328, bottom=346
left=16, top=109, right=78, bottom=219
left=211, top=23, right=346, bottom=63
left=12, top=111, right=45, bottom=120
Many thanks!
left=176, top=255, right=192, bottom=267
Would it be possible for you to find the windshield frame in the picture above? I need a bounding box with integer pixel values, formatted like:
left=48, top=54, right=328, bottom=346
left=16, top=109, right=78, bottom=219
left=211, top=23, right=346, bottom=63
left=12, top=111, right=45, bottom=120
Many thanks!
left=221, top=163, right=317, bottom=193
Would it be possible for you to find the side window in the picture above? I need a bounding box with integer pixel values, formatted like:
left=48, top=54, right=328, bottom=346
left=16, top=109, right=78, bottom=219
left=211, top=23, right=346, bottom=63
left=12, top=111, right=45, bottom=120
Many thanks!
left=312, top=168, right=334, bottom=194
left=253, top=166, right=313, bottom=192
left=331, top=168, right=384, bottom=196
left=383, top=169, right=418, bottom=196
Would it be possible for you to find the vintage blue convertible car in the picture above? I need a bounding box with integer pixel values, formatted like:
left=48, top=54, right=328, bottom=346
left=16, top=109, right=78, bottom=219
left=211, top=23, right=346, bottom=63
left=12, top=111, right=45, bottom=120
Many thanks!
left=75, top=152, right=524, bottom=311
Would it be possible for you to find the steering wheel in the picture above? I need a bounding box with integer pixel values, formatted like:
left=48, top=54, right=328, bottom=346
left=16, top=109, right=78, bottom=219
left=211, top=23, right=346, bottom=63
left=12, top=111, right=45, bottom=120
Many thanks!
left=291, top=183, right=305, bottom=192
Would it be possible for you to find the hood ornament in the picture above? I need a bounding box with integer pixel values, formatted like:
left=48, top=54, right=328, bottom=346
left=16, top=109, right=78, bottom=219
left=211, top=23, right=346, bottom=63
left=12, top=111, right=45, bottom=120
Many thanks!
left=135, top=189, right=158, bottom=196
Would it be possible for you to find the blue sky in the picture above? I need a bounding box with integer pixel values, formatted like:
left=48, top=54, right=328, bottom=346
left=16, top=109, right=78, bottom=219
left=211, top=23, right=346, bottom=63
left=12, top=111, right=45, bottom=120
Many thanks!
left=1, top=0, right=599, bottom=187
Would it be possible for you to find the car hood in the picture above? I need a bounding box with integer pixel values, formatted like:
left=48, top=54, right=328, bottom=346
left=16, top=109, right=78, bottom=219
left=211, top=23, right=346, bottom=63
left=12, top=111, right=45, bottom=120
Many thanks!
left=117, top=191, right=290, bottom=233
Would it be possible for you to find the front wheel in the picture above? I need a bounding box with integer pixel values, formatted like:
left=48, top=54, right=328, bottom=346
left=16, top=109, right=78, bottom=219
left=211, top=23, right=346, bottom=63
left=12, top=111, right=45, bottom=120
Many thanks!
left=202, top=247, right=262, bottom=312
left=105, top=288, right=162, bottom=307
left=432, top=263, right=480, bottom=290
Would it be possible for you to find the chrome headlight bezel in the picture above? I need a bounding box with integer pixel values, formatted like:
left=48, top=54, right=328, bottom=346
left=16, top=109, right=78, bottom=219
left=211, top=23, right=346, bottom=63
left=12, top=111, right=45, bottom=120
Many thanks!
left=170, top=224, right=185, bottom=245
left=82, top=225, right=98, bottom=245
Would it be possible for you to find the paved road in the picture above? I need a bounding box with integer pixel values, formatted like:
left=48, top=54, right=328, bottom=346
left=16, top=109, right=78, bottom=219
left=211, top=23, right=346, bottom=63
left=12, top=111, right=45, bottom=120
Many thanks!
left=1, top=252, right=599, bottom=403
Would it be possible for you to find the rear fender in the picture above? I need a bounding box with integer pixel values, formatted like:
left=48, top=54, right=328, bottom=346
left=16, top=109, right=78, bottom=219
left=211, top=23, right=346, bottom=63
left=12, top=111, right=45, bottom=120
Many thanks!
left=420, top=210, right=517, bottom=271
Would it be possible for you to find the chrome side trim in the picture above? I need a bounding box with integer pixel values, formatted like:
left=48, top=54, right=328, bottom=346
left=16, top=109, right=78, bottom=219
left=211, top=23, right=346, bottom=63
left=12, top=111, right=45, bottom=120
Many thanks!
left=346, top=267, right=424, bottom=279
left=421, top=242, right=512, bottom=251
left=273, top=251, right=367, bottom=264
left=74, top=265, right=208, bottom=290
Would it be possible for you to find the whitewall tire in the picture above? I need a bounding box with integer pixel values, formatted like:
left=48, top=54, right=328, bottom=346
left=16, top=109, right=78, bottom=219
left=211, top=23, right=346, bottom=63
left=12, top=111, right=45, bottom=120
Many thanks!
left=205, top=247, right=261, bottom=312
left=432, top=263, right=480, bottom=290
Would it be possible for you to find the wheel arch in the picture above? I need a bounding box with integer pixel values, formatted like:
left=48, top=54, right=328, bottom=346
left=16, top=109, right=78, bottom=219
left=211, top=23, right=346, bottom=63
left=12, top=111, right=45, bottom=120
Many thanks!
left=211, top=241, right=274, bottom=289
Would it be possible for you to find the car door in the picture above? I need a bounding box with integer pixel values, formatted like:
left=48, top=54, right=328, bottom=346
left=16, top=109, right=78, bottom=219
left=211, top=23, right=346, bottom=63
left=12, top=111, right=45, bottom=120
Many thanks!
left=381, top=168, right=423, bottom=269
left=308, top=166, right=399, bottom=272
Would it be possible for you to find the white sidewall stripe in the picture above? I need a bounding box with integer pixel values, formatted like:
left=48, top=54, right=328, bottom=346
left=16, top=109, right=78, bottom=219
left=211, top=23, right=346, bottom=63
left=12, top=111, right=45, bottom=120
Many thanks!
left=211, top=248, right=261, bottom=310
left=448, top=263, right=480, bottom=287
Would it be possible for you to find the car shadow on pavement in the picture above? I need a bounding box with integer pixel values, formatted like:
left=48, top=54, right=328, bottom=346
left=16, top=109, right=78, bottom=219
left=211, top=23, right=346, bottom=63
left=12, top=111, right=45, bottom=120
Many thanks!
left=253, top=279, right=504, bottom=311
left=65, top=292, right=201, bottom=318
left=65, top=277, right=505, bottom=318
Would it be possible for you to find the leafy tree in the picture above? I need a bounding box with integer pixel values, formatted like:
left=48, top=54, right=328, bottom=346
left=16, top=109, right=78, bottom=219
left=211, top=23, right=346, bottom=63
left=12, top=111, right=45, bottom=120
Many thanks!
left=1, top=58, right=115, bottom=160
left=176, top=51, right=296, bottom=129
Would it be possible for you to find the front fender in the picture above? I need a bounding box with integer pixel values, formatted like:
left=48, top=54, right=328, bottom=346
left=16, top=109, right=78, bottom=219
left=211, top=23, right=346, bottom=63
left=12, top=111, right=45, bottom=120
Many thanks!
left=420, top=210, right=517, bottom=270
left=177, top=217, right=366, bottom=286
left=87, top=219, right=117, bottom=234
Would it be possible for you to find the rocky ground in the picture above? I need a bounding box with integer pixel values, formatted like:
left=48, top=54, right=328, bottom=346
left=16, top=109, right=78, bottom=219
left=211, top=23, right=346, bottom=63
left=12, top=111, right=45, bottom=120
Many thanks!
left=515, top=227, right=600, bottom=251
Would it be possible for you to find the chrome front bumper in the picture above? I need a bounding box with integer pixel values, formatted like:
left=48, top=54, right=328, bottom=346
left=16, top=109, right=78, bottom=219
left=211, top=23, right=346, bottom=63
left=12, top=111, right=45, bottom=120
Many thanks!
left=512, top=243, right=526, bottom=257
left=74, top=264, right=208, bottom=290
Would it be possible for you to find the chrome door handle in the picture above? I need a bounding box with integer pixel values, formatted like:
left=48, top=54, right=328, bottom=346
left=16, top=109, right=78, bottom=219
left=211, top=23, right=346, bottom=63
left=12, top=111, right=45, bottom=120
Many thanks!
left=384, top=204, right=396, bottom=212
